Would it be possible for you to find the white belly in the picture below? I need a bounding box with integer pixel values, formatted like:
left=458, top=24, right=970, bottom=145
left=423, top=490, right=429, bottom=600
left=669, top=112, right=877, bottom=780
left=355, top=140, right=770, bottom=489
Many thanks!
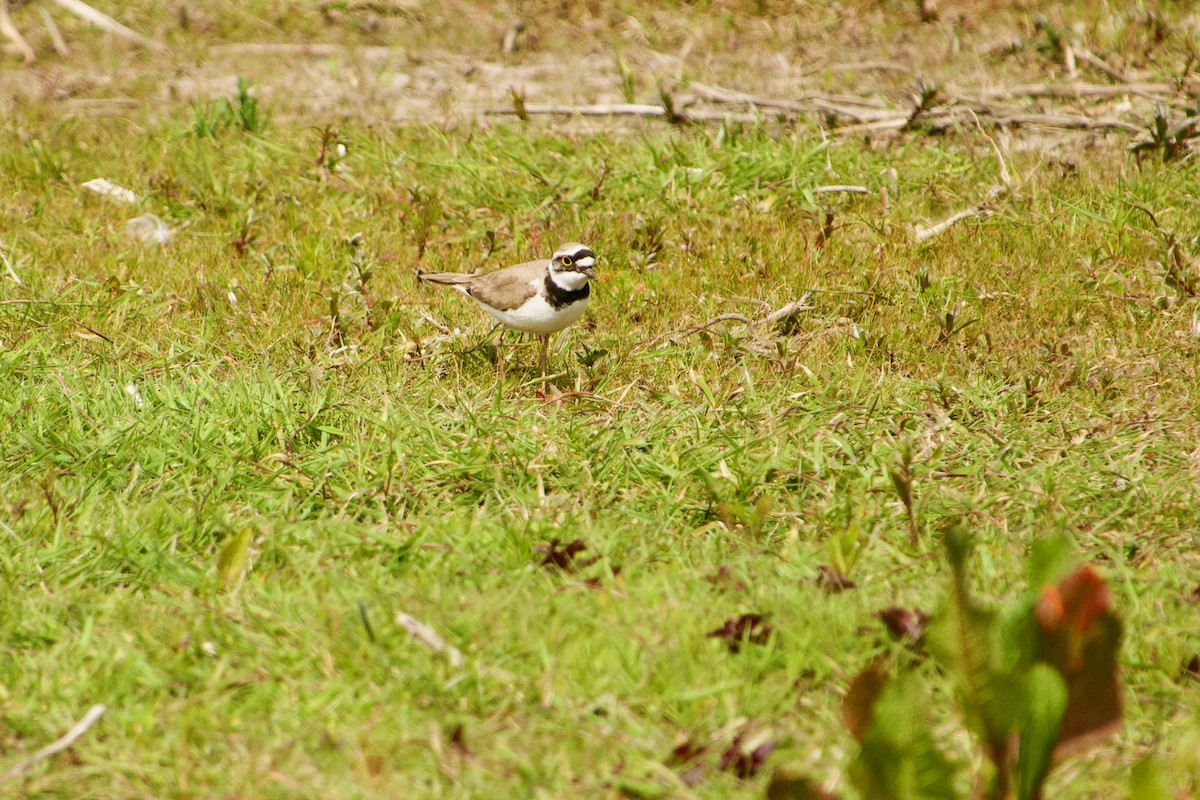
left=473, top=292, right=589, bottom=335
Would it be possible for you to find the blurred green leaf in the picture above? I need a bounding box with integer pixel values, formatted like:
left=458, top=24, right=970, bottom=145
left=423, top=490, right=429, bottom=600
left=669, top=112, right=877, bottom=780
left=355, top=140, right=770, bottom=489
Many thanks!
left=888, top=467, right=911, bottom=508
left=1025, top=532, right=1076, bottom=592
left=927, top=528, right=1021, bottom=771
left=217, top=526, right=254, bottom=586
left=1129, top=756, right=1171, bottom=800
left=616, top=776, right=664, bottom=798
left=766, top=770, right=840, bottom=800
left=848, top=673, right=959, bottom=800
left=1016, top=664, right=1068, bottom=800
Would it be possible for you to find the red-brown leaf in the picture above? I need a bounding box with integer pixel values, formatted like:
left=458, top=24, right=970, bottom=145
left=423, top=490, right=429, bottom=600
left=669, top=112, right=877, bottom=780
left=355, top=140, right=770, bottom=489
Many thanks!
left=1035, top=565, right=1111, bottom=638
left=816, top=565, right=857, bottom=594
left=705, top=564, right=747, bottom=592
left=877, top=607, right=930, bottom=643
left=1034, top=565, right=1123, bottom=759
left=842, top=661, right=890, bottom=743
left=707, top=613, right=774, bottom=653
left=667, top=737, right=708, bottom=787
left=718, top=729, right=777, bottom=779
left=668, top=738, right=707, bottom=765
left=536, top=538, right=596, bottom=572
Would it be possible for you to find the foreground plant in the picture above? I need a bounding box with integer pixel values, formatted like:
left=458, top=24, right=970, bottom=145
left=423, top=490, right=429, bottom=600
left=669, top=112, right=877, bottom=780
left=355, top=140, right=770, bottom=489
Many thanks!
left=771, top=529, right=1124, bottom=800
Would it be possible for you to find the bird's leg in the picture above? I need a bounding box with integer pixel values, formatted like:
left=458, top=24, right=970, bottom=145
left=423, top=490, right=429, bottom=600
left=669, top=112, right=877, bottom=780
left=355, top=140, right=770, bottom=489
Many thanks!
left=496, top=330, right=506, bottom=382
left=538, top=334, right=549, bottom=376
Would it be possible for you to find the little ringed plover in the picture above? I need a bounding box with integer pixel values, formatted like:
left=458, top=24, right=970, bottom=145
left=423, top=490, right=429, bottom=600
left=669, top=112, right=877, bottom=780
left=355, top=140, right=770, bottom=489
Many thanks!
left=418, top=242, right=597, bottom=373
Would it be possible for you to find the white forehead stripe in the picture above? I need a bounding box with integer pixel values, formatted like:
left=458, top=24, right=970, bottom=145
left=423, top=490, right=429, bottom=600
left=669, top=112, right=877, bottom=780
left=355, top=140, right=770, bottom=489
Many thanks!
left=573, top=256, right=595, bottom=267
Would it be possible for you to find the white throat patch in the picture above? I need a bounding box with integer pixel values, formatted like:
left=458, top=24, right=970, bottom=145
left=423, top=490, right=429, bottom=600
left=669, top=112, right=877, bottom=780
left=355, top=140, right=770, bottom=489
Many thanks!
left=549, top=269, right=591, bottom=291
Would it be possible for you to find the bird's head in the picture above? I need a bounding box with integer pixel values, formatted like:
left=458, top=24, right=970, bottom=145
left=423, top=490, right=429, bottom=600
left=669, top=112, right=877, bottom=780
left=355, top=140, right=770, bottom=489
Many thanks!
left=548, top=242, right=597, bottom=290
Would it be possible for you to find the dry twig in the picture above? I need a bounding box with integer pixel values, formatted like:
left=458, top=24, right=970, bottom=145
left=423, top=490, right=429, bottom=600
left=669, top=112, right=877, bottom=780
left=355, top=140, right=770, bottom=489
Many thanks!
left=48, top=0, right=161, bottom=50
left=487, top=74, right=1159, bottom=140
left=688, top=81, right=1158, bottom=137
left=0, top=241, right=21, bottom=285
left=0, top=704, right=107, bottom=782
left=689, top=313, right=754, bottom=331
left=975, top=113, right=1142, bottom=134
left=632, top=298, right=813, bottom=353
left=1061, top=40, right=1078, bottom=80
left=0, top=0, right=35, bottom=61
left=487, top=102, right=772, bottom=124
left=955, top=82, right=1171, bottom=102
left=913, top=126, right=1010, bottom=244
left=395, top=611, right=465, bottom=668
left=37, top=5, right=67, bottom=55
left=501, top=19, right=524, bottom=54
left=762, top=295, right=814, bottom=325
left=394, top=611, right=517, bottom=683
left=691, top=82, right=895, bottom=123
left=967, top=109, right=1011, bottom=188
left=812, top=185, right=870, bottom=195
left=914, top=205, right=995, bottom=243
left=1073, top=46, right=1131, bottom=84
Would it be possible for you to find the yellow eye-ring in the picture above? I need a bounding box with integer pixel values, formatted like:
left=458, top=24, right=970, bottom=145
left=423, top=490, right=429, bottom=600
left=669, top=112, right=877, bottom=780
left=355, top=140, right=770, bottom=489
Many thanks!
left=561, top=255, right=574, bottom=267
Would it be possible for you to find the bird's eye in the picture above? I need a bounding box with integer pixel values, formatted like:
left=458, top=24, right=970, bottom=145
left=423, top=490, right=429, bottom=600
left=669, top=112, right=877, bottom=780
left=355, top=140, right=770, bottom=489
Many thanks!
left=560, top=256, right=574, bottom=267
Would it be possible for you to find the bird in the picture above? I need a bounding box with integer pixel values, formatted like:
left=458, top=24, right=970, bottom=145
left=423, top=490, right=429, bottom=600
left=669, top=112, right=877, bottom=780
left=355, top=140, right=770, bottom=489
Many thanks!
left=418, top=242, right=598, bottom=374
left=1, top=0, right=158, bottom=63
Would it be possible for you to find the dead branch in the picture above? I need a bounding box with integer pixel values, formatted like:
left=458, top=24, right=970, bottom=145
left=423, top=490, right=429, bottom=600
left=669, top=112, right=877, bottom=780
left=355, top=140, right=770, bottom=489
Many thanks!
left=0, top=0, right=35, bottom=61
left=812, top=185, right=870, bottom=195
left=966, top=113, right=1142, bottom=133
left=319, top=1, right=416, bottom=16
left=1, top=704, right=106, bottom=782
left=838, top=105, right=1140, bottom=135
left=394, top=611, right=516, bottom=683
left=487, top=102, right=776, bottom=124
left=395, top=612, right=465, bottom=669
left=496, top=102, right=667, bottom=118
left=488, top=74, right=1159, bottom=138
left=954, top=82, right=1172, bottom=102
left=71, top=318, right=113, bottom=343
left=37, top=5, right=67, bottom=55
left=1061, top=40, right=1078, bottom=80
left=826, top=60, right=914, bottom=75
left=631, top=314, right=751, bottom=353
left=967, top=109, right=1011, bottom=187
left=0, top=241, right=21, bottom=285
left=416, top=311, right=451, bottom=334
left=690, top=82, right=896, bottom=123
left=501, top=19, right=524, bottom=54
left=689, top=313, right=754, bottom=331
left=762, top=295, right=814, bottom=326
left=833, top=116, right=933, bottom=134
left=210, top=43, right=404, bottom=59
left=48, top=0, right=162, bottom=50
left=687, top=81, right=1161, bottom=136
left=1073, top=46, right=1131, bottom=84
left=914, top=204, right=995, bottom=243
left=631, top=299, right=815, bottom=354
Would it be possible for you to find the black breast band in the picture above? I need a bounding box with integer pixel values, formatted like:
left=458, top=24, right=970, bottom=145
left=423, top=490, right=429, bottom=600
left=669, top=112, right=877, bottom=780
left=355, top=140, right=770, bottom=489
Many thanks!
left=544, top=275, right=590, bottom=310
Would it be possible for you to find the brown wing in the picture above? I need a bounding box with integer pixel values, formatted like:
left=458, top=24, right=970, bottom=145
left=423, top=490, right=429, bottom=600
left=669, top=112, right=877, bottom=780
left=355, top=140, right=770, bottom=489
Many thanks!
left=460, top=260, right=546, bottom=311
left=417, top=271, right=474, bottom=287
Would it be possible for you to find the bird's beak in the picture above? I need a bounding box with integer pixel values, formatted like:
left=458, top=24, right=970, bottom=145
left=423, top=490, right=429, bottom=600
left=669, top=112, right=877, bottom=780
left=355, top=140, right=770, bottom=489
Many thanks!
left=581, top=264, right=598, bottom=281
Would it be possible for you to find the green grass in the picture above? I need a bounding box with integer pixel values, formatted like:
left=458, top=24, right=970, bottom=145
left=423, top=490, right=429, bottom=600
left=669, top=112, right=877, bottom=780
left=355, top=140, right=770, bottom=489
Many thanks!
left=3, top=3, right=1200, bottom=798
